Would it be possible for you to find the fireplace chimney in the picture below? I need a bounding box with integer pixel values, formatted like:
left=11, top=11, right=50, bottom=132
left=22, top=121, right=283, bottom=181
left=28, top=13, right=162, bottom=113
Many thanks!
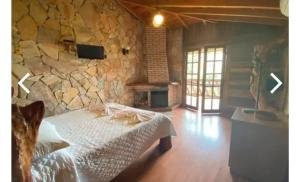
left=144, top=26, right=170, bottom=84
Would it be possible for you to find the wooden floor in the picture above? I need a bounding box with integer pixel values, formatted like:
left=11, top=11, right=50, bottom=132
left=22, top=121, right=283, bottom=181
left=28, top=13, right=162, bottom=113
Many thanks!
left=113, top=108, right=249, bottom=182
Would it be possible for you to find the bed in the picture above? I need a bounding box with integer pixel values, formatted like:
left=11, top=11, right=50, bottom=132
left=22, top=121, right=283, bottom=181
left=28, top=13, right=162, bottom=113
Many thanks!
left=31, top=103, right=176, bottom=182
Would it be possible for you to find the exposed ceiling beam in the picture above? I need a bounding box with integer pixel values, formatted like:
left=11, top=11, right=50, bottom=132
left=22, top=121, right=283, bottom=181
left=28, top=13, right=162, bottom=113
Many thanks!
left=172, top=13, right=212, bottom=24
left=119, top=0, right=287, bottom=27
left=208, top=18, right=285, bottom=26
left=155, top=5, right=279, bottom=10
left=191, top=15, right=287, bottom=26
left=116, top=0, right=146, bottom=24
left=160, top=7, right=284, bottom=18
left=183, top=12, right=287, bottom=20
left=122, top=0, right=213, bottom=24
left=176, top=14, right=188, bottom=29
left=122, top=0, right=280, bottom=10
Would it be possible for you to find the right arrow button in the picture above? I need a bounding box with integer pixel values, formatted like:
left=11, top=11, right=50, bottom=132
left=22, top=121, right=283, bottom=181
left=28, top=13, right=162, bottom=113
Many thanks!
left=270, top=73, right=283, bottom=94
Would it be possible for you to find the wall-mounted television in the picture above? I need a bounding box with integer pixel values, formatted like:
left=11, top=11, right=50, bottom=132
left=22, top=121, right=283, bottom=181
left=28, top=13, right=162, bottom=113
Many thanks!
left=76, top=44, right=105, bottom=59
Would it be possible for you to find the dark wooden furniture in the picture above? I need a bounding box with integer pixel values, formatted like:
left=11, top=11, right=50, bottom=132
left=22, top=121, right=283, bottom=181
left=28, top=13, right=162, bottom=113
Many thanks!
left=229, top=107, right=288, bottom=182
left=159, top=136, right=172, bottom=152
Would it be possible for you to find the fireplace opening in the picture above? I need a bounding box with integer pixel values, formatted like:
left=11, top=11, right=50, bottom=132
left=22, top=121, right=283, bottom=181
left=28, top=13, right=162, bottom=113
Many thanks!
left=134, top=91, right=148, bottom=107
left=127, top=83, right=177, bottom=111
left=151, top=91, right=168, bottom=108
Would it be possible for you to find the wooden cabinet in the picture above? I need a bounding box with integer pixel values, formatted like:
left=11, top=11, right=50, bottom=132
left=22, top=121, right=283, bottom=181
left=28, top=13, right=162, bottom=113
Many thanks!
left=229, top=108, right=288, bottom=182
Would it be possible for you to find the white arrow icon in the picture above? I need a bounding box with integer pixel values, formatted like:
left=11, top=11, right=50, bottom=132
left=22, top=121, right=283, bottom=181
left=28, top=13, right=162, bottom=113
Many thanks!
left=18, top=73, right=31, bottom=94
left=270, top=73, right=282, bottom=94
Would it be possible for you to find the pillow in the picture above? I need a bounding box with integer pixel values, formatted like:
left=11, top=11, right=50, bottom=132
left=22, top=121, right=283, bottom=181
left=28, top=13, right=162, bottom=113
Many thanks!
left=33, top=121, right=69, bottom=161
left=111, top=111, right=141, bottom=125
left=87, top=103, right=108, bottom=117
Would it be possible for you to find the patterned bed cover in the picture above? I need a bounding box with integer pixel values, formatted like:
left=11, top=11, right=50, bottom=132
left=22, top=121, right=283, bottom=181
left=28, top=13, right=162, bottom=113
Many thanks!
left=31, top=103, right=176, bottom=182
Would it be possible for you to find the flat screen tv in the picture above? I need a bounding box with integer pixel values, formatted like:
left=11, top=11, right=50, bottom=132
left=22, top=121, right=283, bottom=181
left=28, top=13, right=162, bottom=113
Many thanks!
left=76, top=44, right=105, bottom=59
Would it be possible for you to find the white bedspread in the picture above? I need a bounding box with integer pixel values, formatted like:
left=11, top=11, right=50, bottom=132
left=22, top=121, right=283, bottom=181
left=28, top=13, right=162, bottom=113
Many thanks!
left=31, top=103, right=176, bottom=182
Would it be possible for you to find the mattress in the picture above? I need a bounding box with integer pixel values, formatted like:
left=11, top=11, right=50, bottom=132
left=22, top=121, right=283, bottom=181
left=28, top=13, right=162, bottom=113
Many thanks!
left=31, top=103, right=176, bottom=182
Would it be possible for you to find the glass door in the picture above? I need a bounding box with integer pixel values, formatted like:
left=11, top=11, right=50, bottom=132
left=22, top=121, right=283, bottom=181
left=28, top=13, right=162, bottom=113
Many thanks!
left=185, top=50, right=200, bottom=109
left=184, top=46, right=225, bottom=113
left=201, top=47, right=225, bottom=113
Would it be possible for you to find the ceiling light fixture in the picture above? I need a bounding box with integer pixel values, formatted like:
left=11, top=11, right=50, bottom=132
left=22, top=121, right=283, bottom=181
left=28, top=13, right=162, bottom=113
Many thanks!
left=153, top=0, right=164, bottom=28
left=153, top=12, right=164, bottom=27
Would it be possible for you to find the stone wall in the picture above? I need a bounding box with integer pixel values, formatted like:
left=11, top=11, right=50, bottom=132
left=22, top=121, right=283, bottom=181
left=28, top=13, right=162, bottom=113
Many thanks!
left=12, top=0, right=144, bottom=116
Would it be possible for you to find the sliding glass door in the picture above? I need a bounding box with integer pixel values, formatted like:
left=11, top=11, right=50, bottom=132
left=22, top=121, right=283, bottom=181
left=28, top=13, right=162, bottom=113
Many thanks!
left=185, top=46, right=225, bottom=113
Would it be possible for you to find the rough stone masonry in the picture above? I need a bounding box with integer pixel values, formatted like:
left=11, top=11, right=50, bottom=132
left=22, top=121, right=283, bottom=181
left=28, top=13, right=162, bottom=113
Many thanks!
left=12, top=0, right=144, bottom=116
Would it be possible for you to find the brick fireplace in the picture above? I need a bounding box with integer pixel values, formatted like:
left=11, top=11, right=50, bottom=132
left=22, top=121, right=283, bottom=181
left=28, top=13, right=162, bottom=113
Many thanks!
left=127, top=26, right=180, bottom=111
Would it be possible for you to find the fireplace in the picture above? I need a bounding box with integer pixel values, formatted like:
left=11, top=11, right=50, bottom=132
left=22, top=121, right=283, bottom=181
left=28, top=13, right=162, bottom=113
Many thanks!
left=134, top=91, right=148, bottom=108
left=151, top=90, right=168, bottom=108
left=127, top=82, right=180, bottom=111
left=127, top=27, right=181, bottom=111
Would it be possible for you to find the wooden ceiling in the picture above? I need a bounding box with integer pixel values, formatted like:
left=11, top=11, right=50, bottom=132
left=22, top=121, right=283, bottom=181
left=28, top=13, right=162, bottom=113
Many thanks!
left=117, top=0, right=288, bottom=28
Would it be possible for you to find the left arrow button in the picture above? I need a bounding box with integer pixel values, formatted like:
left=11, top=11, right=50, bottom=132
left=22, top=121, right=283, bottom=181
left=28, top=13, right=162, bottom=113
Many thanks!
left=18, top=73, right=31, bottom=94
